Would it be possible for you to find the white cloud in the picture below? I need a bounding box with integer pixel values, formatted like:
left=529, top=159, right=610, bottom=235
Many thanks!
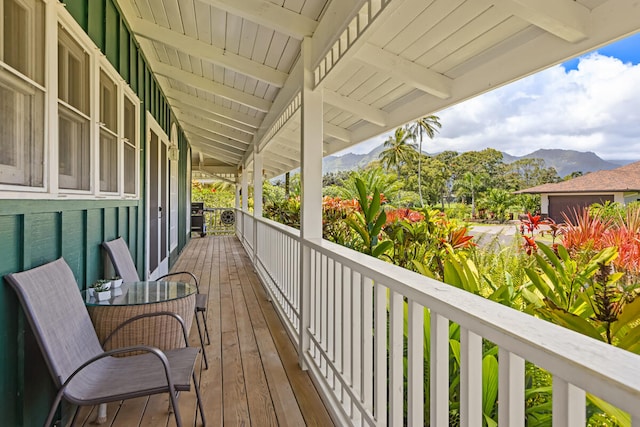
left=340, top=54, right=640, bottom=161
left=436, top=54, right=640, bottom=160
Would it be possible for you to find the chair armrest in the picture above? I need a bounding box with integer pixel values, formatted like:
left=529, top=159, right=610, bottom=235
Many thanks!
left=101, top=311, right=191, bottom=348
left=157, top=271, right=199, bottom=289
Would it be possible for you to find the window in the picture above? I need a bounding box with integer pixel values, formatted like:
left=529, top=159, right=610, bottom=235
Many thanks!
left=123, top=96, right=137, bottom=195
left=1, top=3, right=142, bottom=197
left=99, top=70, right=118, bottom=192
left=0, top=0, right=45, bottom=187
left=58, top=25, right=90, bottom=190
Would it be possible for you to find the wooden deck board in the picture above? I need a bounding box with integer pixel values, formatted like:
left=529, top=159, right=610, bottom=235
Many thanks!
left=77, top=235, right=333, bottom=426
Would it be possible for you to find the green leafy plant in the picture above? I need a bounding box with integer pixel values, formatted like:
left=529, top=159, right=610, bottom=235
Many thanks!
left=345, top=178, right=392, bottom=258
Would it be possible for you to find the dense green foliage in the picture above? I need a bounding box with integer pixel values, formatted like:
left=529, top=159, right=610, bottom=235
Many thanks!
left=194, top=116, right=637, bottom=426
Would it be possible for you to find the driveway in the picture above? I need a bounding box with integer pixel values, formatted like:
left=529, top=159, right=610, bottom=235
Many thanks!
left=468, top=223, right=521, bottom=248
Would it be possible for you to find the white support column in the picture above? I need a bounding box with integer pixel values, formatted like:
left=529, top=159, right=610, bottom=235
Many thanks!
left=241, top=165, right=249, bottom=212
left=235, top=185, right=240, bottom=210
left=253, top=150, right=263, bottom=262
left=299, top=36, right=324, bottom=367
left=235, top=179, right=240, bottom=236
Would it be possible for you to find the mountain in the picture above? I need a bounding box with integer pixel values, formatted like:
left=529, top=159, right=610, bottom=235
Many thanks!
left=503, top=149, right=619, bottom=177
left=322, top=146, right=622, bottom=177
left=322, top=144, right=384, bottom=174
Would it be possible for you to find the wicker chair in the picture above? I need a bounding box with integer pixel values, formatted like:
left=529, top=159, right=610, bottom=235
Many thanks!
left=102, top=237, right=210, bottom=369
left=4, top=258, right=206, bottom=427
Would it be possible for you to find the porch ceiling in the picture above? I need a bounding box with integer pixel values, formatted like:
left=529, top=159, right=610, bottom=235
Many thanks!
left=116, top=0, right=640, bottom=179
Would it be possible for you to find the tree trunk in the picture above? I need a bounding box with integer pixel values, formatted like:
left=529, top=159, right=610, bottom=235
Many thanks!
left=285, top=172, right=290, bottom=198
left=418, top=138, right=423, bottom=207
left=471, top=193, right=476, bottom=218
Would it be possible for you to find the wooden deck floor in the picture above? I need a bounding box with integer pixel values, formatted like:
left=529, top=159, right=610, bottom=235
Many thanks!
left=75, top=235, right=333, bottom=426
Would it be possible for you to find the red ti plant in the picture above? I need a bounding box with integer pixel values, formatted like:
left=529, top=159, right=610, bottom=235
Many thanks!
left=520, top=212, right=553, bottom=255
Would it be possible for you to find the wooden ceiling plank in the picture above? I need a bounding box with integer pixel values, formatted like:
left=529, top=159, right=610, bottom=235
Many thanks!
left=183, top=124, right=250, bottom=152
left=175, top=109, right=253, bottom=143
left=198, top=0, right=318, bottom=40
left=504, top=0, right=590, bottom=43
left=187, top=137, right=243, bottom=161
left=186, top=136, right=245, bottom=159
left=431, top=16, right=528, bottom=74
left=131, top=17, right=288, bottom=87
left=323, top=123, right=352, bottom=143
left=354, top=43, right=452, bottom=99
left=171, top=100, right=256, bottom=133
left=153, top=60, right=273, bottom=112
left=323, top=89, right=388, bottom=127
left=402, top=0, right=488, bottom=63
left=165, top=88, right=262, bottom=128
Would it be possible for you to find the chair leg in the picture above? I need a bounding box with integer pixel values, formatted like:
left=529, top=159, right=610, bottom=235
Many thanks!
left=200, top=310, right=211, bottom=345
left=192, top=371, right=207, bottom=427
left=194, top=312, right=209, bottom=370
left=45, top=390, right=65, bottom=427
left=169, top=388, right=183, bottom=427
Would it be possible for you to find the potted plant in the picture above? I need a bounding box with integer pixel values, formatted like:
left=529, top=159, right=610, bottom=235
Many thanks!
left=110, top=275, right=123, bottom=287
left=90, top=280, right=112, bottom=301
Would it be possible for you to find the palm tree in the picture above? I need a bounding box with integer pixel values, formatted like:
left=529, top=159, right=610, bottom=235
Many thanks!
left=379, top=127, right=418, bottom=177
left=454, top=171, right=487, bottom=218
left=408, top=115, right=441, bottom=206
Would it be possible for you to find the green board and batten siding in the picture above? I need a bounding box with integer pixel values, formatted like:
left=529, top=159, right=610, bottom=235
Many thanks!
left=0, top=1, right=192, bottom=425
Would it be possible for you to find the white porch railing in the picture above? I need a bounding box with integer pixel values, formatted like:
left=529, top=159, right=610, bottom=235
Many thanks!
left=237, top=210, right=254, bottom=255
left=240, top=214, right=640, bottom=426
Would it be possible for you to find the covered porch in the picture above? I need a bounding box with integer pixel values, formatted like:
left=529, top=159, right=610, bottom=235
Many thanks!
left=73, top=235, right=333, bottom=426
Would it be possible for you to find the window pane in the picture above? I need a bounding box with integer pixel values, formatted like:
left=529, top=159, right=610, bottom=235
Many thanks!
left=124, top=143, right=136, bottom=194
left=58, top=26, right=89, bottom=114
left=100, top=71, right=117, bottom=132
left=124, top=97, right=135, bottom=142
left=100, top=130, right=118, bottom=192
left=3, top=0, right=45, bottom=84
left=58, top=104, right=90, bottom=190
left=123, top=97, right=137, bottom=194
left=0, top=68, right=44, bottom=186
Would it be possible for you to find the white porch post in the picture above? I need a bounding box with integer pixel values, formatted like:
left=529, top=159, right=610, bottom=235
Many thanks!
left=235, top=175, right=240, bottom=235
left=241, top=165, right=249, bottom=212
left=253, top=150, right=263, bottom=262
left=235, top=173, right=240, bottom=210
left=241, top=165, right=248, bottom=239
left=299, top=36, right=323, bottom=368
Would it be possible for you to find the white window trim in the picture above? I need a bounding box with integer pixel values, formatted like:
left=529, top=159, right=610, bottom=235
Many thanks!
left=0, top=1, right=142, bottom=200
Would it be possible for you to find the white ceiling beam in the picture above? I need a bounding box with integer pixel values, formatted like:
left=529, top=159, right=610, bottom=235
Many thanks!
left=164, top=88, right=262, bottom=129
left=171, top=100, right=256, bottom=134
left=264, top=143, right=300, bottom=163
left=323, top=123, right=352, bottom=143
left=187, top=139, right=242, bottom=164
left=130, top=17, right=288, bottom=87
left=323, top=89, right=388, bottom=127
left=187, top=135, right=244, bottom=158
left=251, top=57, right=303, bottom=159
left=310, top=0, right=368, bottom=67
left=263, top=152, right=299, bottom=171
left=502, top=0, right=590, bottom=43
left=347, top=0, right=640, bottom=151
left=193, top=169, right=237, bottom=184
left=355, top=42, right=452, bottom=99
left=183, top=124, right=249, bottom=152
left=152, top=60, right=272, bottom=112
left=174, top=109, right=253, bottom=144
left=201, top=166, right=238, bottom=175
left=198, top=0, right=318, bottom=40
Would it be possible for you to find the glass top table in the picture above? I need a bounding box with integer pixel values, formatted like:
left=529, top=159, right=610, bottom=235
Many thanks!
left=83, top=281, right=196, bottom=306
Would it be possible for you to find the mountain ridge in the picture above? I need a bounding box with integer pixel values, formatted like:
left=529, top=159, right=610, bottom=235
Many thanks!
left=323, top=145, right=624, bottom=177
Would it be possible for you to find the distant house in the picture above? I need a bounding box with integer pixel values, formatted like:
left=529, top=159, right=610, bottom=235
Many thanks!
left=516, top=161, right=640, bottom=222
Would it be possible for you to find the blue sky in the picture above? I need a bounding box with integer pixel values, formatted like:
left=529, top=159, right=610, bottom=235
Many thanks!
left=341, top=32, right=640, bottom=162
